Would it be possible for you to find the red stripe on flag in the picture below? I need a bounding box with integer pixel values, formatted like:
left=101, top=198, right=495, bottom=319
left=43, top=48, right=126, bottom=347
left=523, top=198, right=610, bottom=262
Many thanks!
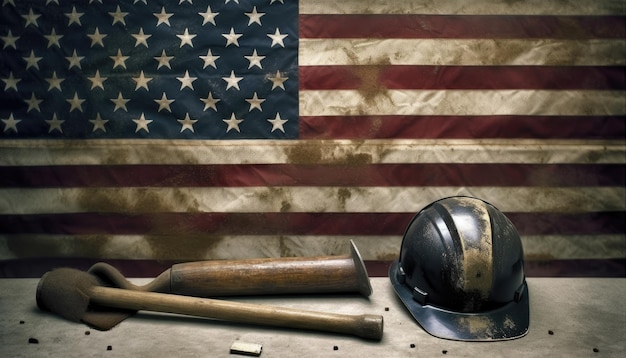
left=299, top=14, right=626, bottom=39
left=299, top=115, right=625, bottom=140
left=1, top=212, right=623, bottom=236
left=299, top=66, right=626, bottom=90
left=0, top=213, right=414, bottom=236
left=507, top=212, right=626, bottom=236
left=2, top=164, right=623, bottom=187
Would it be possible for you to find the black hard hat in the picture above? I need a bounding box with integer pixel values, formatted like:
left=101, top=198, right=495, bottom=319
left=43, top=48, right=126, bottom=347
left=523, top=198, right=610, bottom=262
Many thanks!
left=389, top=196, right=529, bottom=341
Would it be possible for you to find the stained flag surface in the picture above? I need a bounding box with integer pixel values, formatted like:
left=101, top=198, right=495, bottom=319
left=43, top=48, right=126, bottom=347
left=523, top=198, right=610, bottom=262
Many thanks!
left=1, top=0, right=624, bottom=277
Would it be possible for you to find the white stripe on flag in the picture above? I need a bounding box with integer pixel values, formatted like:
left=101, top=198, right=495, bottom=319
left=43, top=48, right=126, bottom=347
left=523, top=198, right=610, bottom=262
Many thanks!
left=2, top=186, right=624, bottom=214
left=2, top=234, right=624, bottom=261
left=1, top=140, right=624, bottom=165
left=300, top=0, right=626, bottom=15
left=299, top=90, right=626, bottom=116
left=299, top=39, right=626, bottom=66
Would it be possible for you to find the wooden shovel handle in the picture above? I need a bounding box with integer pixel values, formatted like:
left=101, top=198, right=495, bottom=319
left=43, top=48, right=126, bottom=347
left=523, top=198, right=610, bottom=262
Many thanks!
left=88, top=286, right=383, bottom=340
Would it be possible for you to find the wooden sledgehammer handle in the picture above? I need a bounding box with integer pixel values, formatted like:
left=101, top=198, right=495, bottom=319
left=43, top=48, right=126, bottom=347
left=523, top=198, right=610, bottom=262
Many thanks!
left=88, top=286, right=384, bottom=340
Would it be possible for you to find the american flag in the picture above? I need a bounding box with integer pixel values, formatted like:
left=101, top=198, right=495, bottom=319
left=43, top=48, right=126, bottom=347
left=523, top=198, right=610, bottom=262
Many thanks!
left=1, top=0, right=624, bottom=277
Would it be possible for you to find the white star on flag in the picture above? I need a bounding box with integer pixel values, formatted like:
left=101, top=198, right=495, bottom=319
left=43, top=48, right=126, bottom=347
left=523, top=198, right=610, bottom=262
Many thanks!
left=44, top=29, right=63, bottom=48
left=25, top=93, right=43, bottom=112
left=177, top=70, right=197, bottom=90
left=66, top=92, right=85, bottom=112
left=200, top=49, right=220, bottom=69
left=65, top=50, right=84, bottom=69
left=267, top=28, right=288, bottom=47
left=155, top=93, right=175, bottom=112
left=110, top=49, right=129, bottom=69
left=222, top=71, right=243, bottom=90
left=268, top=70, right=288, bottom=90
left=65, top=6, right=83, bottom=26
left=1, top=29, right=19, bottom=49
left=199, top=5, right=218, bottom=26
left=22, top=8, right=41, bottom=28
left=111, top=92, right=130, bottom=112
left=132, top=71, right=152, bottom=91
left=46, top=113, right=64, bottom=133
left=87, top=28, right=107, bottom=47
left=132, top=113, right=152, bottom=133
left=1, top=72, right=20, bottom=91
left=90, top=113, right=108, bottom=132
left=88, top=70, right=107, bottom=90
left=244, top=49, right=265, bottom=69
left=245, top=6, right=265, bottom=26
left=46, top=72, right=64, bottom=91
left=246, top=92, right=265, bottom=111
left=2, top=113, right=21, bottom=132
left=132, top=28, right=151, bottom=47
left=154, top=50, right=173, bottom=69
left=267, top=112, right=288, bottom=133
left=23, top=50, right=42, bottom=70
left=223, top=113, right=243, bottom=133
left=154, top=7, right=173, bottom=27
left=222, top=27, right=242, bottom=47
left=177, top=28, right=197, bottom=48
left=178, top=113, right=198, bottom=133
left=109, top=5, right=129, bottom=26
left=201, top=92, right=220, bottom=111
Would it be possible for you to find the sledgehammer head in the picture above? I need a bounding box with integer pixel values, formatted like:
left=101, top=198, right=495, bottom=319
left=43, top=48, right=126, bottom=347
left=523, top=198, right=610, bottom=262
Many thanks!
left=37, top=268, right=134, bottom=330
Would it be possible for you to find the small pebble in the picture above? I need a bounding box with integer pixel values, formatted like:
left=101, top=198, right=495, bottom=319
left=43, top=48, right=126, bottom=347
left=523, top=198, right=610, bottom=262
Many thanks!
left=85, top=331, right=91, bottom=335
left=107, top=345, right=112, bottom=351
left=28, top=338, right=39, bottom=344
left=442, top=350, right=448, bottom=354
left=548, top=330, right=554, bottom=335
left=593, top=348, right=599, bottom=353
left=19, top=320, right=25, bottom=324
left=333, top=346, right=338, bottom=351
left=384, top=307, right=389, bottom=311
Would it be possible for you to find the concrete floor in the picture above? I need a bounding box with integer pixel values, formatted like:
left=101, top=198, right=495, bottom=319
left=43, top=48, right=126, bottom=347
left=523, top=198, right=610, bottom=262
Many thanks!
left=1, top=277, right=624, bottom=357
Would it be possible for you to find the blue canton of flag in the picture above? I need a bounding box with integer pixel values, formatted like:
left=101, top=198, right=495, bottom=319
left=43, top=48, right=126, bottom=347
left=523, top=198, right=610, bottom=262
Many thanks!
left=0, top=0, right=298, bottom=139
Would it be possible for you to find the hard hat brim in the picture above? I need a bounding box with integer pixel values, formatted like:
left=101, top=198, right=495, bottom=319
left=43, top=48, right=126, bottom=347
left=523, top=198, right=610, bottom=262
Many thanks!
left=389, top=260, right=529, bottom=341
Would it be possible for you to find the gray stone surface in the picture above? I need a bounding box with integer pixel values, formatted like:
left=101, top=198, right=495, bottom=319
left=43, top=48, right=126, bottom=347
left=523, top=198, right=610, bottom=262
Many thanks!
left=1, top=278, right=624, bottom=357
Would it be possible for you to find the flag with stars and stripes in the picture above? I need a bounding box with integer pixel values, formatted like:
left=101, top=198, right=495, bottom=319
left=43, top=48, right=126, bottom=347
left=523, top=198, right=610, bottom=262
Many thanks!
left=1, top=0, right=625, bottom=278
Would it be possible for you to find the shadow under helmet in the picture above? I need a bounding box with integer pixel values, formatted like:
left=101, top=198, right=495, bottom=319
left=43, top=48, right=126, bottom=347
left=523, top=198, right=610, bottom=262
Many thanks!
left=389, top=196, right=529, bottom=341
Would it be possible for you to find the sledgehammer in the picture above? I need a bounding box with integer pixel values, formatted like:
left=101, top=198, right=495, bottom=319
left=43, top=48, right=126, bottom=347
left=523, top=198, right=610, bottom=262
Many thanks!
left=88, top=240, right=372, bottom=297
left=36, top=268, right=384, bottom=340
